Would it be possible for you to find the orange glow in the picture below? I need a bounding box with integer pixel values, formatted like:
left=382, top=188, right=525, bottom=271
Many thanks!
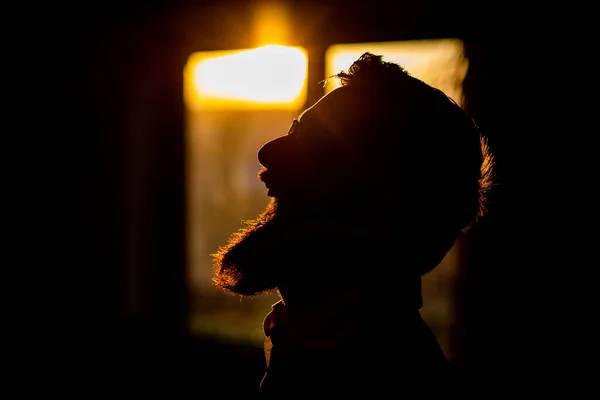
left=252, top=1, right=291, bottom=46
left=184, top=45, right=308, bottom=111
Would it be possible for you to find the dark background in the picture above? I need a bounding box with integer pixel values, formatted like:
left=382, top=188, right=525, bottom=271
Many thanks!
left=15, top=0, right=586, bottom=396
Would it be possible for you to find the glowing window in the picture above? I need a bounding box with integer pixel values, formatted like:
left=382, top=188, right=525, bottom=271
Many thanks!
left=325, top=39, right=467, bottom=105
left=184, top=45, right=307, bottom=111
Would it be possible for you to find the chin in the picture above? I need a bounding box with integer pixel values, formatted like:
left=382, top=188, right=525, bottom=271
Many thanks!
left=211, top=198, right=283, bottom=297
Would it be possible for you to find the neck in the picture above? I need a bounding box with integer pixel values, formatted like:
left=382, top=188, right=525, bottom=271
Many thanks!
left=277, top=269, right=423, bottom=314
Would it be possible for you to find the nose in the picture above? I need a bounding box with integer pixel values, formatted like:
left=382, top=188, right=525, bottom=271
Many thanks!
left=257, top=141, right=272, bottom=167
left=257, top=135, right=291, bottom=168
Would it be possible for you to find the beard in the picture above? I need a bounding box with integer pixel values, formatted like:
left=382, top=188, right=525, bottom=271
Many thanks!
left=212, top=164, right=328, bottom=297
left=212, top=197, right=290, bottom=297
left=211, top=168, right=392, bottom=298
left=211, top=194, right=384, bottom=298
left=212, top=190, right=354, bottom=298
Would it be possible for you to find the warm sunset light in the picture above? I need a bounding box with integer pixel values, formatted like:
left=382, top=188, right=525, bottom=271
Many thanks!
left=325, top=39, right=467, bottom=105
left=184, top=45, right=308, bottom=111
left=252, top=1, right=291, bottom=46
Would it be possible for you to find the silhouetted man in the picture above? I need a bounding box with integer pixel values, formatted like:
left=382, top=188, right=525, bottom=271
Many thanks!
left=212, top=52, right=494, bottom=396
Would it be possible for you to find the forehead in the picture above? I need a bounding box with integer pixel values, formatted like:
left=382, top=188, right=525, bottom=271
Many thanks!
left=296, top=86, right=362, bottom=131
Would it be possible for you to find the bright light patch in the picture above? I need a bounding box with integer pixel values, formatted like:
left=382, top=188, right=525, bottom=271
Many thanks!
left=184, top=45, right=307, bottom=111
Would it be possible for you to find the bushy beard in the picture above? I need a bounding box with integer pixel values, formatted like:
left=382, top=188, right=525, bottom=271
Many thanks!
left=212, top=198, right=290, bottom=297
left=211, top=167, right=415, bottom=298
left=211, top=192, right=355, bottom=298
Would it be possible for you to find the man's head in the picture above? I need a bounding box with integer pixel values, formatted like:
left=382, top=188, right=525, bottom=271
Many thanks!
left=212, top=52, right=494, bottom=297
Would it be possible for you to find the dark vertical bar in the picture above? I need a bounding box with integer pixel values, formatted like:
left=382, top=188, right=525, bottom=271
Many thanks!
left=305, top=45, right=328, bottom=109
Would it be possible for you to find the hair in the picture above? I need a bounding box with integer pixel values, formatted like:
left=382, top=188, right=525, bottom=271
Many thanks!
left=323, top=52, right=495, bottom=273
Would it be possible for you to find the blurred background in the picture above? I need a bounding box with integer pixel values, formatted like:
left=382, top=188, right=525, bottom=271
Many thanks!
left=20, top=0, right=583, bottom=396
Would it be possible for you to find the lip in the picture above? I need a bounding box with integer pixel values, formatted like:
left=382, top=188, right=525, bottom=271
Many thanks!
left=262, top=176, right=279, bottom=197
